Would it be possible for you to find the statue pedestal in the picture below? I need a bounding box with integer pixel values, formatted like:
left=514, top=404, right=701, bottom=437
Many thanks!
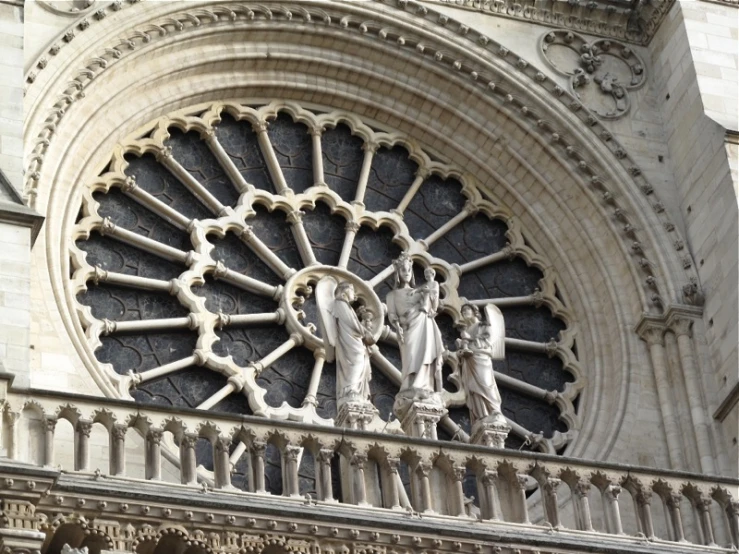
left=399, top=400, right=447, bottom=439
left=336, top=401, right=379, bottom=430
left=470, top=414, right=510, bottom=448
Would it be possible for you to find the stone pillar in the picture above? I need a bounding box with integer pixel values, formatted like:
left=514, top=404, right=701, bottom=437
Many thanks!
left=317, top=448, right=335, bottom=502
left=481, top=470, right=501, bottom=521
left=398, top=401, right=446, bottom=440
left=603, top=484, right=624, bottom=535
left=637, top=325, right=685, bottom=469
left=727, top=501, right=739, bottom=548
left=671, top=316, right=717, bottom=474
left=145, top=428, right=163, bottom=481
left=335, top=402, right=378, bottom=431
left=542, top=477, right=562, bottom=528
left=180, top=433, right=198, bottom=486
left=351, top=454, right=369, bottom=506
left=284, top=445, right=301, bottom=497
left=636, top=490, right=655, bottom=539
left=514, top=474, right=531, bottom=524
left=75, top=420, right=92, bottom=471
left=251, top=441, right=267, bottom=494
left=450, top=465, right=467, bottom=517
left=43, top=417, right=56, bottom=467
left=385, top=457, right=401, bottom=510
left=666, top=493, right=686, bottom=542
left=574, top=481, right=594, bottom=531
left=415, top=462, right=434, bottom=513
left=696, top=498, right=716, bottom=546
left=214, top=437, right=233, bottom=490
left=110, top=424, right=126, bottom=476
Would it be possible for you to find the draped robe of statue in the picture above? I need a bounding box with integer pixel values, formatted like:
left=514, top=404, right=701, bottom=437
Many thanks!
left=386, top=287, right=444, bottom=394
left=332, top=297, right=372, bottom=404
left=459, top=322, right=503, bottom=421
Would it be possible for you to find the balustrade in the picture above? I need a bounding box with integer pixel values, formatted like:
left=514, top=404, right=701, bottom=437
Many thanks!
left=1, top=380, right=738, bottom=551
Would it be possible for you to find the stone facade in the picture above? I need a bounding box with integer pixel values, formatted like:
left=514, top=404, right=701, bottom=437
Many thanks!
left=0, top=0, right=737, bottom=553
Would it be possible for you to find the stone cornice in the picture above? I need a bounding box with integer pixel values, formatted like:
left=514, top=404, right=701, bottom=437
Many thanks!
left=421, top=0, right=676, bottom=45
left=0, top=170, right=44, bottom=245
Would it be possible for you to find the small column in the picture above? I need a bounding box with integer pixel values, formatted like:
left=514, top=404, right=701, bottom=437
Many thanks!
left=214, top=436, right=233, bottom=489
left=145, top=428, right=163, bottom=481
left=696, top=498, right=716, bottom=546
left=351, top=454, right=369, bottom=506
left=75, top=420, right=93, bottom=472
left=398, top=401, right=446, bottom=439
left=317, top=448, right=335, bottom=502
left=542, top=477, right=562, bottom=528
left=603, top=484, right=624, bottom=535
left=6, top=412, right=19, bottom=461
left=636, top=490, right=655, bottom=539
left=671, top=317, right=716, bottom=474
left=286, top=210, right=317, bottom=267
left=338, top=221, right=361, bottom=269
left=252, top=441, right=267, bottom=494
left=727, top=500, right=739, bottom=548
left=110, top=424, right=127, bottom=476
left=416, top=462, right=434, bottom=513
left=254, top=121, right=290, bottom=194
left=481, top=470, right=502, bottom=521
left=574, top=481, right=594, bottom=531
left=385, top=457, right=402, bottom=510
left=666, top=493, right=686, bottom=542
left=180, top=433, right=198, bottom=485
left=451, top=465, right=467, bottom=517
left=470, top=414, right=510, bottom=448
left=43, top=417, right=56, bottom=467
left=310, top=126, right=325, bottom=186
left=514, top=475, right=531, bottom=524
left=284, top=445, right=302, bottom=497
left=352, top=141, right=379, bottom=206
left=335, top=401, right=378, bottom=430
left=638, top=327, right=685, bottom=469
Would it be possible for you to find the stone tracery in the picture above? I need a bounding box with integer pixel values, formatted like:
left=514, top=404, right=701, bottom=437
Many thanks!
left=69, top=101, right=581, bottom=455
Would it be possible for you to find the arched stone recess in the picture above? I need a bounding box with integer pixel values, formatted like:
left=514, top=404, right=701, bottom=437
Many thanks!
left=22, top=0, right=699, bottom=464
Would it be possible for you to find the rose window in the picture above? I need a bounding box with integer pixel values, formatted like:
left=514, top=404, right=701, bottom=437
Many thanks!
left=70, top=102, right=582, bottom=491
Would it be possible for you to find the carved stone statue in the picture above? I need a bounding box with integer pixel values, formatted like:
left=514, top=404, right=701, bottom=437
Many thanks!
left=386, top=254, right=444, bottom=410
left=454, top=303, right=506, bottom=426
left=316, top=278, right=374, bottom=408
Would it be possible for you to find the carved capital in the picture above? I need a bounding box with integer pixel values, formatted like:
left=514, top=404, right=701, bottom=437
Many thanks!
left=604, top=484, right=621, bottom=500
left=286, top=210, right=304, bottom=224
left=215, top=436, right=232, bottom=453
left=463, top=200, right=480, bottom=216
left=317, top=448, right=335, bottom=464
left=636, top=490, right=652, bottom=505
left=252, top=441, right=267, bottom=457
left=99, top=217, right=116, bottom=236
left=76, top=420, right=93, bottom=438
left=253, top=121, right=269, bottom=133
left=180, top=433, right=198, bottom=449
left=121, top=175, right=137, bottom=193
left=640, top=326, right=665, bottom=347
left=515, top=474, right=530, bottom=491
left=44, top=417, right=57, bottom=433
left=351, top=454, right=368, bottom=469
left=543, top=477, right=561, bottom=494
left=666, top=492, right=683, bottom=509
left=154, top=145, right=173, bottom=162
left=147, top=428, right=163, bottom=445
left=111, top=424, right=127, bottom=441
left=386, top=457, right=400, bottom=472
left=670, top=316, right=693, bottom=338
left=416, top=462, right=432, bottom=477
left=285, top=445, right=301, bottom=462
left=574, top=481, right=592, bottom=498
left=482, top=470, right=498, bottom=486
left=345, top=221, right=361, bottom=233
left=452, top=465, right=466, bottom=482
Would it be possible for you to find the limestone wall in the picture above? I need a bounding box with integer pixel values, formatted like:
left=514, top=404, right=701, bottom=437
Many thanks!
left=0, top=0, right=23, bottom=190
left=651, top=0, right=738, bottom=473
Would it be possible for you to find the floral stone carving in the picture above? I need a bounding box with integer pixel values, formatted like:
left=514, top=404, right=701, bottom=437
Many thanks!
left=540, top=30, right=646, bottom=120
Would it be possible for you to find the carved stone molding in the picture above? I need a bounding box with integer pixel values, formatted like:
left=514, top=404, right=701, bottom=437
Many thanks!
left=540, top=30, right=646, bottom=120
left=36, top=0, right=98, bottom=17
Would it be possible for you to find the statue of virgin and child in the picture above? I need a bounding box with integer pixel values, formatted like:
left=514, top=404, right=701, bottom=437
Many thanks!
left=315, top=251, right=506, bottom=427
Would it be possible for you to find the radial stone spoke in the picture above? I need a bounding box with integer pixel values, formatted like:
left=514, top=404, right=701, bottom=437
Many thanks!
left=203, top=132, right=250, bottom=194
left=120, top=177, right=193, bottom=231
left=352, top=142, right=378, bottom=206
left=214, top=262, right=281, bottom=299
left=369, top=265, right=396, bottom=289
left=198, top=381, right=238, bottom=410
left=303, top=350, right=326, bottom=407
left=420, top=201, right=477, bottom=249
left=457, top=245, right=515, bottom=274
left=369, top=347, right=402, bottom=386
left=286, top=210, right=318, bottom=266
left=98, top=218, right=190, bottom=264
left=102, top=316, right=193, bottom=335
left=219, top=311, right=284, bottom=328
left=468, top=293, right=540, bottom=308
left=92, top=267, right=173, bottom=293
left=254, top=122, right=290, bottom=195
left=158, top=148, right=227, bottom=216
left=134, top=355, right=199, bottom=384
left=310, top=128, right=325, bottom=186
left=338, top=221, right=360, bottom=269
left=249, top=334, right=303, bottom=374
left=506, top=337, right=558, bottom=355
left=494, top=372, right=557, bottom=403
left=393, top=169, right=429, bottom=216
left=240, top=226, right=296, bottom=279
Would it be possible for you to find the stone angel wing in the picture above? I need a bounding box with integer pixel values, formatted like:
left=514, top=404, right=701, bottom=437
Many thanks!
left=315, top=276, right=338, bottom=363
left=484, top=303, right=506, bottom=360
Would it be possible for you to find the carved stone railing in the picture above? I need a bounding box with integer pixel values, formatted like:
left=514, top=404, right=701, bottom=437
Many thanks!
left=1, top=374, right=737, bottom=553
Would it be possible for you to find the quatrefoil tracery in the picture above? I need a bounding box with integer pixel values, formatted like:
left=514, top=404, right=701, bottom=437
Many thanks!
left=70, top=101, right=582, bottom=454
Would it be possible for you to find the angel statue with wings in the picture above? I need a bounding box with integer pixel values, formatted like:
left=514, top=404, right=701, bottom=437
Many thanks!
left=315, top=278, right=375, bottom=408
left=454, top=303, right=507, bottom=425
